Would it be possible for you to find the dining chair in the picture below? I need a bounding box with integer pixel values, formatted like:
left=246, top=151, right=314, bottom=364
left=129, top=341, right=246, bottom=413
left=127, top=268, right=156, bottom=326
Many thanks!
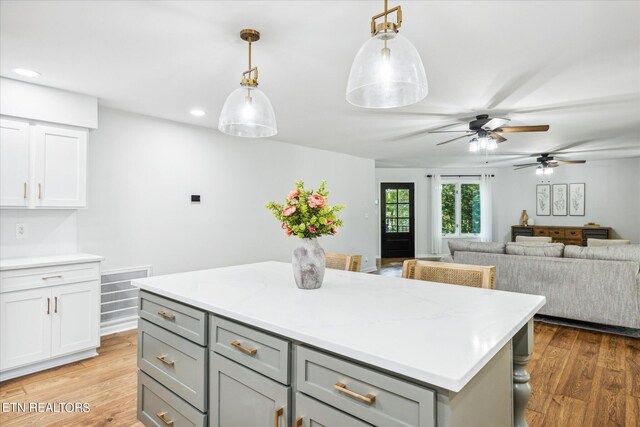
left=325, top=252, right=362, bottom=272
left=402, top=260, right=496, bottom=289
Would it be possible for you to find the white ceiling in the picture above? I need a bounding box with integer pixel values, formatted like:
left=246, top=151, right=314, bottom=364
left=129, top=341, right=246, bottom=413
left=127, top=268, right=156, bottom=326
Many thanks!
left=1, top=1, right=639, bottom=167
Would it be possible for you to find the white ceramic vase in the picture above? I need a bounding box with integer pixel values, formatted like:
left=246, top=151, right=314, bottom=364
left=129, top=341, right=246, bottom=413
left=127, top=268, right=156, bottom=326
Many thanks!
left=292, top=238, right=325, bottom=290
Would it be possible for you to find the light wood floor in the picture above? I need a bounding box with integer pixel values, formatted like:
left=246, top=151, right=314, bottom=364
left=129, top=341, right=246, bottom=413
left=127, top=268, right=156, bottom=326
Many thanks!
left=0, top=325, right=638, bottom=426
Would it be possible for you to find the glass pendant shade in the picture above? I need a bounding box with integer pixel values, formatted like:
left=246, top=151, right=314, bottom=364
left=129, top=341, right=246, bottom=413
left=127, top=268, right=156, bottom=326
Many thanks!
left=346, top=32, right=428, bottom=108
left=218, top=86, right=277, bottom=138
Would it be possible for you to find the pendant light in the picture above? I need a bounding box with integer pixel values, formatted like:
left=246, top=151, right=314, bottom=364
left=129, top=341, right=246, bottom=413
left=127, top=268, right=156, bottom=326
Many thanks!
left=218, top=29, right=277, bottom=138
left=346, top=0, right=428, bottom=109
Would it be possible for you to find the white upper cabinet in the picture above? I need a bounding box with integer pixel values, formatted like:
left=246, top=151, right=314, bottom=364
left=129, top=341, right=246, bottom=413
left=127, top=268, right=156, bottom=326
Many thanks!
left=0, top=118, right=30, bottom=207
left=0, top=117, right=88, bottom=209
left=33, top=124, right=87, bottom=208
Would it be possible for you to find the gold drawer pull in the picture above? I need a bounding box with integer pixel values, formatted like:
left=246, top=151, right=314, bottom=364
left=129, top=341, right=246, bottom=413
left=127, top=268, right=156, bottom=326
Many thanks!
left=334, top=382, right=376, bottom=405
left=274, top=407, right=283, bottom=427
left=156, top=411, right=174, bottom=426
left=156, top=355, right=175, bottom=367
left=42, top=275, right=63, bottom=280
left=231, top=340, right=257, bottom=356
left=294, top=416, right=303, bottom=427
left=157, top=311, right=175, bottom=320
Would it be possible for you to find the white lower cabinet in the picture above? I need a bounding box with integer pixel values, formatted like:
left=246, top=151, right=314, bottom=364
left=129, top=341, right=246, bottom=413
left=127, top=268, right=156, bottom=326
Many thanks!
left=0, top=256, right=102, bottom=380
left=51, top=282, right=100, bottom=357
left=0, top=287, right=52, bottom=369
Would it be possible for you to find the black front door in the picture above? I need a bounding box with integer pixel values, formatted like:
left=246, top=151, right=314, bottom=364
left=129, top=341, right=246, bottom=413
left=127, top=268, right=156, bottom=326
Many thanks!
left=381, top=183, right=415, bottom=258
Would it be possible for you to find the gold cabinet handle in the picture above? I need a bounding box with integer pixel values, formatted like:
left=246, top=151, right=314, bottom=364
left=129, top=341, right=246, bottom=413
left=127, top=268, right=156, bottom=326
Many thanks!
left=157, top=310, right=175, bottom=320
left=334, top=382, right=376, bottom=405
left=23, top=182, right=27, bottom=199
left=274, top=407, right=283, bottom=427
left=231, top=340, right=257, bottom=356
left=156, top=355, right=175, bottom=367
left=54, top=296, right=58, bottom=313
left=38, top=183, right=42, bottom=199
left=155, top=411, right=174, bottom=426
left=294, top=416, right=303, bottom=427
left=42, top=275, right=63, bottom=280
left=46, top=297, right=50, bottom=315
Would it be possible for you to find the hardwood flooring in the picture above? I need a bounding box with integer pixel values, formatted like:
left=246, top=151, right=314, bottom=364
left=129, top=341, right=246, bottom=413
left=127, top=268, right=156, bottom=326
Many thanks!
left=0, top=324, right=638, bottom=426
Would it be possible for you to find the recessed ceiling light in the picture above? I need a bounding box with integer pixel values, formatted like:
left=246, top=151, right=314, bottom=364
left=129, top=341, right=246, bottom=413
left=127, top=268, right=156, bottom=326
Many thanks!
left=12, top=68, right=41, bottom=78
left=190, top=109, right=206, bottom=117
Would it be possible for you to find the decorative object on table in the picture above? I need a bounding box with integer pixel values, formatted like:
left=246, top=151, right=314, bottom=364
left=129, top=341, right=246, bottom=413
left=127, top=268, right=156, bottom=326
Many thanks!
left=584, top=222, right=601, bottom=227
left=552, top=184, right=568, bottom=216
left=346, top=0, right=427, bottom=108
left=519, top=210, right=529, bottom=226
left=536, top=184, right=550, bottom=216
left=218, top=29, right=277, bottom=138
left=569, top=183, right=585, bottom=216
left=527, top=218, right=535, bottom=226
left=266, top=181, right=345, bottom=289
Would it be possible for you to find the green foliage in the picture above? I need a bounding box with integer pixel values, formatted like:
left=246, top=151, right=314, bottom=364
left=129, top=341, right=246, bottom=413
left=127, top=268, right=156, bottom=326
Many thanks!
left=441, top=183, right=481, bottom=235
left=265, top=180, right=345, bottom=239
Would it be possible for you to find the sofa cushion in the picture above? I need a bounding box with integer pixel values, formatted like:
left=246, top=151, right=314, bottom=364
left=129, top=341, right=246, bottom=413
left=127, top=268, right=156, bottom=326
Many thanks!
left=515, top=236, right=553, bottom=244
left=448, top=240, right=506, bottom=255
left=505, top=242, right=565, bottom=257
left=587, top=238, right=631, bottom=247
left=565, top=244, right=640, bottom=264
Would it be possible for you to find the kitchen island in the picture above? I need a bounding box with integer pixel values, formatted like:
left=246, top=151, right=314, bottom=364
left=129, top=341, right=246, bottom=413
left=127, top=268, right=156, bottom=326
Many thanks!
left=133, top=261, right=545, bottom=427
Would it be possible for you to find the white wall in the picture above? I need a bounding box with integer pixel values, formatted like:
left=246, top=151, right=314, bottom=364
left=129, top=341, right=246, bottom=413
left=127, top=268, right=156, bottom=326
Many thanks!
left=0, top=209, right=78, bottom=258
left=376, top=158, right=640, bottom=255
left=75, top=108, right=377, bottom=274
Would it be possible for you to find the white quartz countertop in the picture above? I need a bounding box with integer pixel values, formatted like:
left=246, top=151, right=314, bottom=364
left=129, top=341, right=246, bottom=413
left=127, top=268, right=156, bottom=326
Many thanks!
left=0, top=253, right=104, bottom=270
left=132, top=261, right=545, bottom=392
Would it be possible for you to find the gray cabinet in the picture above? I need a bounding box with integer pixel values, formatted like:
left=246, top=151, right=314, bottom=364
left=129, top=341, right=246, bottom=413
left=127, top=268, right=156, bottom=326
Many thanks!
left=210, top=352, right=290, bottom=427
left=140, top=290, right=208, bottom=345
left=295, top=392, right=373, bottom=427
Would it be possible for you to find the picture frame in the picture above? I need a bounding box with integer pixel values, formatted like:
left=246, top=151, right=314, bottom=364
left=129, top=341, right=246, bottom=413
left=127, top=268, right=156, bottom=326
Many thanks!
left=536, top=184, right=551, bottom=216
left=552, top=184, right=568, bottom=216
left=569, top=183, right=586, bottom=216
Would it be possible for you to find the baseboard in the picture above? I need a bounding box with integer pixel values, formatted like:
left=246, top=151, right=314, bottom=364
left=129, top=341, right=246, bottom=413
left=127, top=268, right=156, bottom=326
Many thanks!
left=0, top=349, right=98, bottom=382
left=100, top=316, right=139, bottom=336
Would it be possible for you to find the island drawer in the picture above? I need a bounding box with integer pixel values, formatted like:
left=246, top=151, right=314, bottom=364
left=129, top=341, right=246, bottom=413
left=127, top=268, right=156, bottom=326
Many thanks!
left=211, top=316, right=290, bottom=384
left=296, top=346, right=436, bottom=427
left=295, top=392, right=373, bottom=427
left=138, top=370, right=206, bottom=427
left=139, top=290, right=207, bottom=345
left=0, top=262, right=100, bottom=293
left=138, top=319, right=208, bottom=412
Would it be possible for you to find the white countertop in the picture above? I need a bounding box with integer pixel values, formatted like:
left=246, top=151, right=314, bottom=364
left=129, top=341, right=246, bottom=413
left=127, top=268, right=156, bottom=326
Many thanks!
left=132, top=261, right=545, bottom=392
left=0, top=253, right=104, bottom=270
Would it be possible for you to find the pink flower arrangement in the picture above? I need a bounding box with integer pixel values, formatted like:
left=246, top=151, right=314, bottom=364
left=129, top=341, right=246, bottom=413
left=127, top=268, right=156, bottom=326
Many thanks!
left=282, top=206, right=296, bottom=217
left=266, top=180, right=345, bottom=239
left=308, top=194, right=326, bottom=208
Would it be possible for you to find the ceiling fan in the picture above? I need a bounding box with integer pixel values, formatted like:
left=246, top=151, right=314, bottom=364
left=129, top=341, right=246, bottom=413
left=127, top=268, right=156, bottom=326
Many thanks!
left=430, top=114, right=550, bottom=149
left=513, top=153, right=586, bottom=175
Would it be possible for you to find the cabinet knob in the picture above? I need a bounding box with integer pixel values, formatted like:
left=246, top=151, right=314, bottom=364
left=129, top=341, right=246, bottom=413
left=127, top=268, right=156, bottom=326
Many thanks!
left=334, top=382, right=376, bottom=405
left=294, top=417, right=303, bottom=427
left=38, top=183, right=42, bottom=199
left=23, top=182, right=27, bottom=199
left=156, top=355, right=175, bottom=367
left=231, top=340, right=257, bottom=356
left=155, top=411, right=174, bottom=426
left=157, top=310, right=175, bottom=321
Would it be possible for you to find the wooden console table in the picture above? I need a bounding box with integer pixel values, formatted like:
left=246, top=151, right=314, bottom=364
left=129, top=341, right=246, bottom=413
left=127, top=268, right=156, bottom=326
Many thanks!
left=511, top=225, right=611, bottom=246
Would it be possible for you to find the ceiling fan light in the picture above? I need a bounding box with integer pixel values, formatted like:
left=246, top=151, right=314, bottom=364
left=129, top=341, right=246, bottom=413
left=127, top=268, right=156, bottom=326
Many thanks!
left=535, top=166, right=543, bottom=175
left=346, top=31, right=428, bottom=109
left=487, top=138, right=498, bottom=151
left=469, top=138, right=479, bottom=152
left=543, top=167, right=553, bottom=175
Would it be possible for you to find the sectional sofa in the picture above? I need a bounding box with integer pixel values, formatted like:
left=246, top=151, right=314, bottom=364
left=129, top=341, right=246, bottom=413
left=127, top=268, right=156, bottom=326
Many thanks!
left=448, top=241, right=640, bottom=329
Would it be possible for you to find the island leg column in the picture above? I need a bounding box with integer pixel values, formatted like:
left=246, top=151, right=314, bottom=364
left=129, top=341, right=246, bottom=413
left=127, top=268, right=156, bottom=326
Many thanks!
left=513, top=319, right=533, bottom=427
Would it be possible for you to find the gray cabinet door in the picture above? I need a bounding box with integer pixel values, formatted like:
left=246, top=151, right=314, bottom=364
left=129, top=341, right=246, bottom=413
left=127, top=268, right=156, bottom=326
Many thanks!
left=295, top=393, right=373, bottom=427
left=210, top=352, right=290, bottom=427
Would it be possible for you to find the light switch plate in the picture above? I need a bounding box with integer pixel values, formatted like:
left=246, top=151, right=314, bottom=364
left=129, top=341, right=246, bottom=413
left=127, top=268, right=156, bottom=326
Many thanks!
left=15, top=223, right=28, bottom=239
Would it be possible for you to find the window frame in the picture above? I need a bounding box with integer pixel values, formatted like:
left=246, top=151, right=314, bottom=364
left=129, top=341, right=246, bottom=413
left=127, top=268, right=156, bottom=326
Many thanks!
left=441, top=178, right=481, bottom=238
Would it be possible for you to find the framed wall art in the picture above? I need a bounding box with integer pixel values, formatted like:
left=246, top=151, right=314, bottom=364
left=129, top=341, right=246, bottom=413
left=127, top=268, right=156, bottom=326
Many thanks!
left=536, top=184, right=551, bottom=216
left=569, top=183, right=585, bottom=216
left=552, top=184, right=568, bottom=216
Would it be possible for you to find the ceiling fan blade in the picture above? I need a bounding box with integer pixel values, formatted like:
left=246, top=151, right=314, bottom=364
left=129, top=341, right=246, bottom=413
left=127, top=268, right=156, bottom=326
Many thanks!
left=495, top=125, right=550, bottom=133
left=513, top=162, right=539, bottom=168
left=488, top=132, right=507, bottom=143
left=514, top=164, right=539, bottom=170
left=555, top=160, right=586, bottom=164
left=484, top=118, right=510, bottom=130
left=436, top=133, right=475, bottom=146
left=427, top=130, right=473, bottom=133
